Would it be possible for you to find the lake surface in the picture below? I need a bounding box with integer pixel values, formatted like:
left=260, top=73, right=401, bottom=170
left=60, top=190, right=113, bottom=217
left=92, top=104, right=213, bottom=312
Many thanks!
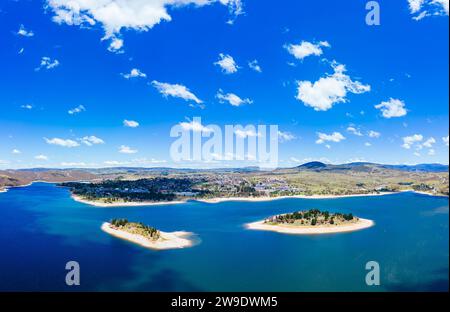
left=0, top=183, right=448, bottom=291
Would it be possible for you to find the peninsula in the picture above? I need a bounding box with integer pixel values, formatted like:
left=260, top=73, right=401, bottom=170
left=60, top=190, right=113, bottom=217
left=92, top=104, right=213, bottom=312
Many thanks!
left=101, top=219, right=195, bottom=250
left=246, top=209, right=374, bottom=234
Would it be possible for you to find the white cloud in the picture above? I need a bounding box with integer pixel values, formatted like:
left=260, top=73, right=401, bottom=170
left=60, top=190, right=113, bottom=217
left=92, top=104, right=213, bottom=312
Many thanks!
left=44, top=137, right=80, bottom=148
left=235, top=129, right=260, bottom=138
left=80, top=136, right=105, bottom=146
left=214, top=53, right=239, bottom=74
left=422, top=137, right=436, bottom=148
left=46, top=0, right=242, bottom=51
left=68, top=105, right=86, bottom=115
left=179, top=120, right=213, bottom=133
left=123, top=120, right=140, bottom=128
left=347, top=126, right=363, bottom=136
left=316, top=132, right=346, bottom=144
left=443, top=135, right=449, bottom=147
left=375, top=98, right=407, bottom=118
left=296, top=61, right=370, bottom=111
left=278, top=131, right=296, bottom=142
left=21, top=104, right=33, bottom=110
left=402, top=134, right=423, bottom=149
left=248, top=59, right=262, bottom=72
left=408, top=0, right=449, bottom=20
left=12, top=149, right=21, bottom=154
left=216, top=89, right=252, bottom=106
left=365, top=142, right=372, bottom=147
left=35, top=57, right=60, bottom=71
left=152, top=81, right=203, bottom=106
left=122, top=68, right=146, bottom=79
left=285, top=40, right=330, bottom=60
left=368, top=130, right=381, bottom=138
left=35, top=155, right=48, bottom=161
left=119, top=145, right=138, bottom=154
left=17, top=24, right=34, bottom=37
left=108, top=37, right=124, bottom=53
left=428, top=149, right=435, bottom=156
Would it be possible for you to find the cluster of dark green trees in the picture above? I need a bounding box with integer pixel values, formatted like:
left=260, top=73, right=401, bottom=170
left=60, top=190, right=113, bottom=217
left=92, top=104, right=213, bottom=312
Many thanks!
left=272, top=209, right=354, bottom=225
left=111, top=218, right=129, bottom=227
left=110, top=218, right=160, bottom=239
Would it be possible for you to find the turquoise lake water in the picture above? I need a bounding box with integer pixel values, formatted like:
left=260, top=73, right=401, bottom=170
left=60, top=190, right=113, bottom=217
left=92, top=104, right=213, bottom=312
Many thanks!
left=0, top=182, right=448, bottom=291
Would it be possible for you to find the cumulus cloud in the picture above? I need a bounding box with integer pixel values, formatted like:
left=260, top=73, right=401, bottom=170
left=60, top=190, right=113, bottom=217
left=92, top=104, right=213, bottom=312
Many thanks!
left=216, top=89, right=252, bottom=106
left=285, top=40, right=330, bottom=60
left=122, top=68, right=146, bottom=79
left=45, top=0, right=243, bottom=51
left=12, top=149, right=21, bottom=154
left=368, top=130, right=381, bottom=138
left=278, top=131, right=296, bottom=142
left=119, top=145, right=138, bottom=154
left=17, top=24, right=34, bottom=37
left=316, top=132, right=346, bottom=144
left=68, top=105, right=86, bottom=115
left=248, top=59, right=262, bottom=72
left=408, top=0, right=449, bottom=20
left=35, top=155, right=49, bottom=161
left=108, top=37, right=124, bottom=53
left=21, top=104, right=33, bottom=110
left=80, top=136, right=105, bottom=146
left=152, top=81, right=203, bottom=106
left=422, top=137, right=436, bottom=148
left=123, top=120, right=140, bottom=128
left=365, top=142, right=372, bottom=147
left=44, top=137, right=80, bottom=148
left=235, top=129, right=260, bottom=138
left=179, top=120, right=213, bottom=133
left=375, top=98, right=407, bottom=118
left=402, top=134, right=423, bottom=149
left=214, top=53, right=239, bottom=74
left=35, top=57, right=60, bottom=71
left=347, top=126, right=363, bottom=136
left=296, top=61, right=370, bottom=111
left=443, top=135, right=449, bottom=147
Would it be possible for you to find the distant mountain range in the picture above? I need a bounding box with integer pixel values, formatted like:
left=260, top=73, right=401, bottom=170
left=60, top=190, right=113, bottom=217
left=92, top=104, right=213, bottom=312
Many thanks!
left=295, top=162, right=449, bottom=173
left=6, top=162, right=449, bottom=176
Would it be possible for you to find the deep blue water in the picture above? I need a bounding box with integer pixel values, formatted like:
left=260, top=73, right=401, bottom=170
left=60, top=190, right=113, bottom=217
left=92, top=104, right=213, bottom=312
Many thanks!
left=0, top=183, right=448, bottom=291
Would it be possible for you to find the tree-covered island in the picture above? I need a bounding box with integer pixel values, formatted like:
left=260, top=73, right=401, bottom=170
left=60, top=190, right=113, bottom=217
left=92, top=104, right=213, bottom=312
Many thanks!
left=109, top=219, right=161, bottom=240
left=102, top=218, right=195, bottom=250
left=247, top=209, right=374, bottom=234
left=264, top=209, right=357, bottom=227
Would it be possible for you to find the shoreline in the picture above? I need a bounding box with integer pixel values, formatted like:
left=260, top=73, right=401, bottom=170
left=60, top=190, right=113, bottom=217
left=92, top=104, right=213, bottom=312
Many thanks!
left=70, top=190, right=448, bottom=207
left=72, top=194, right=187, bottom=207
left=245, top=218, right=375, bottom=235
left=101, top=222, right=195, bottom=250
left=195, top=192, right=400, bottom=203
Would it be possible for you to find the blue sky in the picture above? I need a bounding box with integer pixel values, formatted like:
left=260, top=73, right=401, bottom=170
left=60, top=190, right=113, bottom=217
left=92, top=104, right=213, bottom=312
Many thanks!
left=0, top=0, right=449, bottom=169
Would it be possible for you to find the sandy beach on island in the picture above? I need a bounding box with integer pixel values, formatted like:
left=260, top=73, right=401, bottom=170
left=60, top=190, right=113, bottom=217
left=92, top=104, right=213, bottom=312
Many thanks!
left=101, top=222, right=195, bottom=250
left=245, top=218, right=375, bottom=235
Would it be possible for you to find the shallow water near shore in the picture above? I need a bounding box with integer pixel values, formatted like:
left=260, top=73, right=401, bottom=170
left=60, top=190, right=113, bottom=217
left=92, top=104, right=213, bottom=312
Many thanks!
left=0, top=183, right=448, bottom=291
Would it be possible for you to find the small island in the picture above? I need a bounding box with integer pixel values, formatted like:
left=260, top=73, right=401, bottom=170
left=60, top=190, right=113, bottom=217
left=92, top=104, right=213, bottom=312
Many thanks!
left=101, top=219, right=195, bottom=250
left=246, top=209, right=374, bottom=234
